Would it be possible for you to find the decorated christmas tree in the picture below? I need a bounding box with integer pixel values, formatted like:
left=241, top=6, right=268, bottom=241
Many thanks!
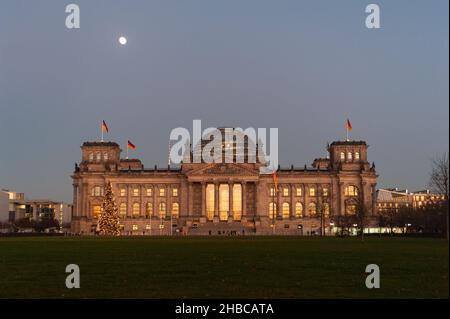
left=97, top=182, right=121, bottom=236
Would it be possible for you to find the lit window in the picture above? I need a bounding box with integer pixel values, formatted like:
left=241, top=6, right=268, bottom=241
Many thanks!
left=323, top=203, right=330, bottom=217
left=172, top=203, right=179, bottom=218
left=269, top=202, right=277, bottom=219
left=340, top=152, right=345, bottom=160
left=146, top=188, right=152, bottom=197
left=132, top=188, right=139, bottom=197
left=159, top=202, right=166, bottom=218
left=283, top=187, right=289, bottom=197
left=308, top=202, right=317, bottom=217
left=146, top=203, right=153, bottom=217
left=269, top=187, right=276, bottom=197
left=96, top=153, right=101, bottom=161
left=282, top=203, right=290, bottom=219
left=309, top=187, right=316, bottom=197
left=89, top=153, right=94, bottom=161
left=344, top=185, right=358, bottom=197
left=295, top=202, right=303, bottom=218
left=296, top=187, right=302, bottom=196
left=119, top=203, right=127, bottom=216
left=346, top=203, right=357, bottom=215
left=132, top=225, right=138, bottom=231
left=145, top=225, right=151, bottom=230
left=322, top=187, right=329, bottom=197
left=120, top=188, right=126, bottom=197
left=355, top=152, right=360, bottom=160
left=92, top=205, right=101, bottom=219
left=104, top=152, right=108, bottom=160
left=172, top=188, right=178, bottom=197
left=347, top=152, right=353, bottom=160
left=159, top=188, right=165, bottom=197
left=132, top=203, right=140, bottom=216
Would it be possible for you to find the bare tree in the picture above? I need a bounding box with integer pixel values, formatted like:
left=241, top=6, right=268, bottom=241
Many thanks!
left=429, top=153, right=449, bottom=240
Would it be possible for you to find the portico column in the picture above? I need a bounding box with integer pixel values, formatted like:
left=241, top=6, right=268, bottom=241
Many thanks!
left=201, top=182, right=206, bottom=217
left=188, top=183, right=193, bottom=216
left=214, top=182, right=219, bottom=220
left=153, top=185, right=157, bottom=218
left=140, top=185, right=145, bottom=217
left=167, top=184, right=171, bottom=219
left=242, top=182, right=247, bottom=218
left=290, top=184, right=295, bottom=219
left=228, top=181, right=233, bottom=220
left=127, top=185, right=132, bottom=218
left=277, top=184, right=282, bottom=219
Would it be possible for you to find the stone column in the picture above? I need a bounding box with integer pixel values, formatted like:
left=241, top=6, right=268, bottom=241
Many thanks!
left=153, top=185, right=157, bottom=218
left=201, top=182, right=206, bottom=217
left=277, top=184, right=282, bottom=219
left=127, top=185, right=132, bottom=218
left=228, top=181, right=233, bottom=221
left=83, top=182, right=89, bottom=219
left=371, top=183, right=377, bottom=216
left=188, top=182, right=194, bottom=217
left=72, top=184, right=78, bottom=217
left=290, top=184, right=295, bottom=219
left=304, top=184, right=309, bottom=217
left=339, top=182, right=345, bottom=216
left=140, top=185, right=145, bottom=217
left=242, top=182, right=247, bottom=219
left=214, top=182, right=219, bottom=221
left=254, top=182, right=259, bottom=218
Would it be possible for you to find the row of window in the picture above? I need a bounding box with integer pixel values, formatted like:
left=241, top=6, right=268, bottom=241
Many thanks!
left=268, top=202, right=331, bottom=219
left=91, top=186, right=179, bottom=197
left=269, top=185, right=358, bottom=197
left=88, top=152, right=109, bottom=161
left=92, top=202, right=179, bottom=219
left=340, top=151, right=360, bottom=161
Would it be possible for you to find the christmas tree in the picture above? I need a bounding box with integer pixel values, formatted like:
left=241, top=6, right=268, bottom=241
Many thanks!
left=97, top=182, right=121, bottom=236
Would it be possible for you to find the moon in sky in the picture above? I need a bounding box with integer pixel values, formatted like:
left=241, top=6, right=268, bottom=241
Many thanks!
left=118, top=36, right=127, bottom=45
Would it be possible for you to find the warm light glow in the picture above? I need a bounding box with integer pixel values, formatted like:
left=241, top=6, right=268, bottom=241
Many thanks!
left=119, top=36, right=127, bottom=45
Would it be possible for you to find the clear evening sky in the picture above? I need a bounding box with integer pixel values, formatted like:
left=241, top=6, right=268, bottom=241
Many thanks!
left=0, top=0, right=448, bottom=202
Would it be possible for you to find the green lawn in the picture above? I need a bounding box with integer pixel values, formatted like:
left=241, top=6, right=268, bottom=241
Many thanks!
left=0, top=236, right=448, bottom=298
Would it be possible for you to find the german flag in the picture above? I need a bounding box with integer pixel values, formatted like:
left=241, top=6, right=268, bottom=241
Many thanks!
left=102, top=120, right=109, bottom=133
left=127, top=140, right=136, bottom=150
left=346, top=118, right=352, bottom=132
left=273, top=169, right=279, bottom=193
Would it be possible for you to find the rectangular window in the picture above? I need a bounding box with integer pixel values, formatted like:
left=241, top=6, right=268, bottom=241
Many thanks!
left=270, top=187, right=276, bottom=197
left=309, top=187, right=316, bottom=197
left=159, top=188, right=165, bottom=197
left=146, top=188, right=152, bottom=197
left=132, top=225, right=138, bottom=231
left=296, top=187, right=302, bottom=196
left=323, top=187, right=329, bottom=197
left=172, top=188, right=178, bottom=197
left=120, top=188, right=126, bottom=197
left=283, top=187, right=289, bottom=197
left=132, top=188, right=139, bottom=197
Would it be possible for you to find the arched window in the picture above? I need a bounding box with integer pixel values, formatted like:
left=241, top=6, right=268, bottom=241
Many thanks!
left=340, top=152, right=345, bottom=160
left=295, top=202, right=303, bottom=218
left=269, top=202, right=277, bottom=219
left=172, top=203, right=179, bottom=218
left=282, top=203, right=290, bottom=219
left=132, top=203, right=140, bottom=216
left=119, top=203, right=127, bottom=217
left=308, top=202, right=317, bottom=217
left=159, top=202, right=166, bottom=219
left=345, top=185, right=359, bottom=197
left=347, top=152, right=353, bottom=161
left=146, top=202, right=153, bottom=217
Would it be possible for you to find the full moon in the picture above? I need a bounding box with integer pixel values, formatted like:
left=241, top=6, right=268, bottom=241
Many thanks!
left=118, top=36, right=127, bottom=45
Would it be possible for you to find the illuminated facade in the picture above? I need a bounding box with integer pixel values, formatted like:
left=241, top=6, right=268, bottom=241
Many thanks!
left=71, top=132, right=378, bottom=235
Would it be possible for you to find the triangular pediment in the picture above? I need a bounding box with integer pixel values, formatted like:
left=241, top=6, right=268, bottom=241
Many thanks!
left=185, top=163, right=259, bottom=176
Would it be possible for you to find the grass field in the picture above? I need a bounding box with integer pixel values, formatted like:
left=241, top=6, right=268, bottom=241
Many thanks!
left=0, top=236, right=448, bottom=299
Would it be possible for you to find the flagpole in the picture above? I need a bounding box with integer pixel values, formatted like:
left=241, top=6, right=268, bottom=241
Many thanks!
left=126, top=141, right=129, bottom=159
left=101, top=122, right=104, bottom=142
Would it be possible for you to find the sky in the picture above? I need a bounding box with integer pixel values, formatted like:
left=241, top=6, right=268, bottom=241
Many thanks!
left=0, top=0, right=448, bottom=202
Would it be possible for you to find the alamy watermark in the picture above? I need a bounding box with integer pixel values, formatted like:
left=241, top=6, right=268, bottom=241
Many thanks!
left=169, top=120, right=278, bottom=174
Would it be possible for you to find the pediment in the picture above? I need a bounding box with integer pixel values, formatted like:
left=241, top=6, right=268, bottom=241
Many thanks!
left=186, top=163, right=259, bottom=176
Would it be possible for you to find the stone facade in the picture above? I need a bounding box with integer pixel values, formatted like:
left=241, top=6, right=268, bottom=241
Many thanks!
left=71, top=137, right=378, bottom=235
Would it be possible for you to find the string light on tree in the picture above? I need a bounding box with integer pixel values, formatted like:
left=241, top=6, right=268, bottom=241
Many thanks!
left=97, top=182, right=121, bottom=236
